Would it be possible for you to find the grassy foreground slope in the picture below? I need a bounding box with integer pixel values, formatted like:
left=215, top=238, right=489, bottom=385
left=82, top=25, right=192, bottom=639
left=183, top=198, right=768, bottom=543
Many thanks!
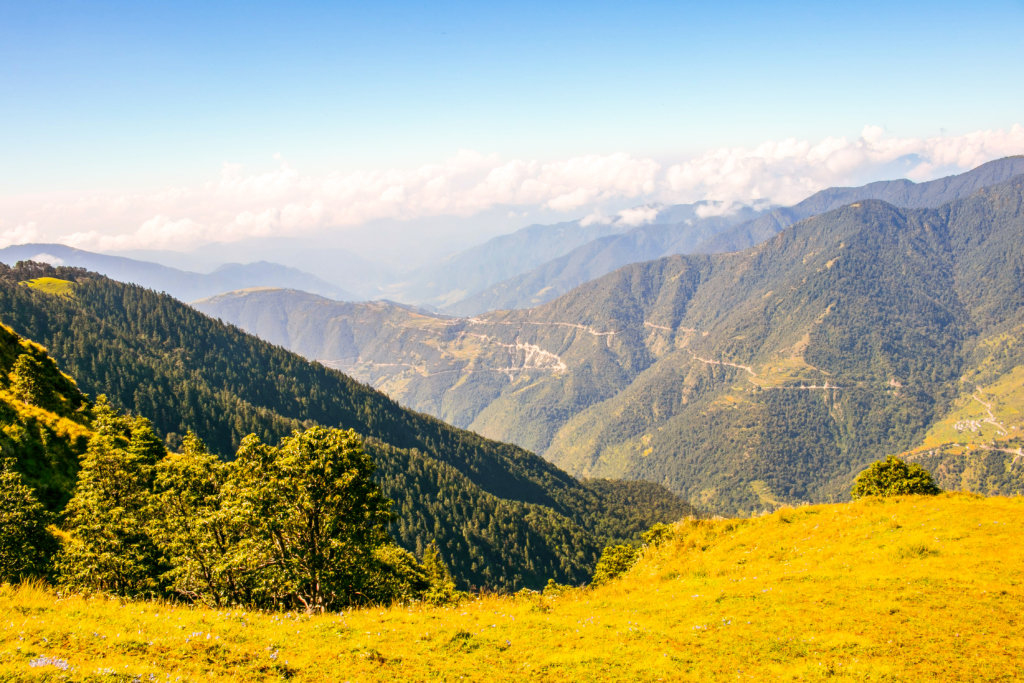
left=3, top=493, right=1022, bottom=682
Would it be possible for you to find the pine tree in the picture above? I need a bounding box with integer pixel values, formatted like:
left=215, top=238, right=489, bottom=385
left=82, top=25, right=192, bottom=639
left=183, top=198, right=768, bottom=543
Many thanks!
left=9, top=354, right=52, bottom=408
left=0, top=456, right=56, bottom=582
left=55, top=398, right=165, bottom=596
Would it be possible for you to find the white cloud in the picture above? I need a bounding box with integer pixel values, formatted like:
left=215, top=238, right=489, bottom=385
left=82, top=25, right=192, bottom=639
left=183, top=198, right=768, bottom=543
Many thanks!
left=663, top=124, right=1024, bottom=207
left=30, top=253, right=64, bottom=266
left=616, top=205, right=660, bottom=227
left=0, top=125, right=1022, bottom=252
left=0, top=222, right=40, bottom=249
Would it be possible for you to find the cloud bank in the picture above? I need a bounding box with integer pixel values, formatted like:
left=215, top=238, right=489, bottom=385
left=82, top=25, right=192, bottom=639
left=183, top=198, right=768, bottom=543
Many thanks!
left=1, top=125, right=1022, bottom=251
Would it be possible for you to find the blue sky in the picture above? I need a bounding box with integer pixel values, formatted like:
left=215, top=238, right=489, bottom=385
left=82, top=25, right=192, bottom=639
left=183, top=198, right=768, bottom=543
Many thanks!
left=1, top=0, right=1022, bottom=256
left=2, top=0, right=1022, bottom=191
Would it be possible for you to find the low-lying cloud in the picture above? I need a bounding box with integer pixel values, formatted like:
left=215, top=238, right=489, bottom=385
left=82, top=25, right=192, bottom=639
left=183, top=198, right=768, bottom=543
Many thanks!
left=1, top=125, right=1022, bottom=251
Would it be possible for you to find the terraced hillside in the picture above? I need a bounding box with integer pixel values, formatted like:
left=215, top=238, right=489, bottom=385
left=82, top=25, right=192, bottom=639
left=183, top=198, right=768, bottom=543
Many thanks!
left=201, top=175, right=1024, bottom=514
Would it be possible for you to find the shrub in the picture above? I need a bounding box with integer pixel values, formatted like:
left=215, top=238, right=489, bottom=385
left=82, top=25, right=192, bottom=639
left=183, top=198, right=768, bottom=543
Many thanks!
left=851, top=456, right=941, bottom=499
left=590, top=545, right=639, bottom=586
left=642, top=522, right=675, bottom=548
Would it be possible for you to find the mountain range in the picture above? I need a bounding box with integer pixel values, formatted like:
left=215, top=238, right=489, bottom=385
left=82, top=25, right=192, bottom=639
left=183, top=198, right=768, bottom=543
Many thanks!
left=196, top=166, right=1024, bottom=514
left=0, top=244, right=357, bottom=302
left=382, top=202, right=767, bottom=311
left=449, top=156, right=1024, bottom=314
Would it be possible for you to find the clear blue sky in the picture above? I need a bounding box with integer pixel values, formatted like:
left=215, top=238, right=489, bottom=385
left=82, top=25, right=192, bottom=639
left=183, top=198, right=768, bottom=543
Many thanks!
left=1, top=0, right=1022, bottom=192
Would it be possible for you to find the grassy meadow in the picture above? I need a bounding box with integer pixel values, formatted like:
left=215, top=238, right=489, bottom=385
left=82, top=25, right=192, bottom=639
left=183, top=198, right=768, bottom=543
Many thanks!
left=3, top=492, right=1022, bottom=682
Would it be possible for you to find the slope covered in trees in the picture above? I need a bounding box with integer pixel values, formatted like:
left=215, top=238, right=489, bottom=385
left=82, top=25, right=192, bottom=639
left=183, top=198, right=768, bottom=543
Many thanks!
left=201, top=175, right=1024, bottom=514
left=0, top=262, right=693, bottom=590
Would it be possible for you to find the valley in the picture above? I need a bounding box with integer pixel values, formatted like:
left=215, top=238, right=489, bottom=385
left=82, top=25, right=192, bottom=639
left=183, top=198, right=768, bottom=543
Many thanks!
left=198, top=172, right=1024, bottom=515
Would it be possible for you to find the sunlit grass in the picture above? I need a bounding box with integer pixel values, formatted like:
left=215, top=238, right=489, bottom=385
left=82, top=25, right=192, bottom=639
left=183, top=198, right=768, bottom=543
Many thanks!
left=3, top=492, right=1022, bottom=681
left=20, top=278, right=76, bottom=297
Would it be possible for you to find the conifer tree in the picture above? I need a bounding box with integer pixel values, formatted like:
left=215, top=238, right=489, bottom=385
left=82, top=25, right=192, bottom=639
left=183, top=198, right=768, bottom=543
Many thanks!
left=9, top=354, right=51, bottom=408
left=0, top=455, right=56, bottom=582
left=56, top=397, right=165, bottom=596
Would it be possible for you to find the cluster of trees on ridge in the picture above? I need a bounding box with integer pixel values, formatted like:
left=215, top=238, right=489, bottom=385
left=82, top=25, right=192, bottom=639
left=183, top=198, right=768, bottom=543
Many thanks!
left=3, top=398, right=460, bottom=610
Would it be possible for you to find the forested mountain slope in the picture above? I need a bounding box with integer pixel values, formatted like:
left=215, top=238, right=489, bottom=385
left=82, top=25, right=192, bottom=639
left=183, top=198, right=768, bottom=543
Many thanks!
left=201, top=175, right=1024, bottom=514
left=0, top=244, right=357, bottom=302
left=451, top=156, right=1024, bottom=314
left=0, top=262, right=692, bottom=590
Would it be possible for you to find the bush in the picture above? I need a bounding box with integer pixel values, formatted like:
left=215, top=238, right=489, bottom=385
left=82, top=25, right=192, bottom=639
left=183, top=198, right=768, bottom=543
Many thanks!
left=590, top=545, right=639, bottom=586
left=851, top=456, right=941, bottom=499
left=641, top=522, right=675, bottom=548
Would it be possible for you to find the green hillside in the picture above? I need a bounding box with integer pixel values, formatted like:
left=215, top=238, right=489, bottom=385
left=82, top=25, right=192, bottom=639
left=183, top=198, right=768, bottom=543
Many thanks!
left=0, top=322, right=91, bottom=511
left=0, top=261, right=693, bottom=591
left=200, top=175, right=1024, bottom=515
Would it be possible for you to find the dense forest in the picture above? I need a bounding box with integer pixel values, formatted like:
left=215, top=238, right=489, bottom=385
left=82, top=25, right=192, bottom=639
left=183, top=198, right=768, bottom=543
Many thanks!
left=0, top=262, right=693, bottom=590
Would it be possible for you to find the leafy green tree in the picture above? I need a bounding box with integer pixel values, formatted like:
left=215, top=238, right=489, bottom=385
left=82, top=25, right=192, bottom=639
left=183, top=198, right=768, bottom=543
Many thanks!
left=56, top=398, right=166, bottom=596
left=226, top=427, right=395, bottom=612
left=590, top=544, right=640, bottom=586
left=0, top=456, right=56, bottom=582
left=148, top=431, right=249, bottom=606
left=851, top=456, right=942, bottom=499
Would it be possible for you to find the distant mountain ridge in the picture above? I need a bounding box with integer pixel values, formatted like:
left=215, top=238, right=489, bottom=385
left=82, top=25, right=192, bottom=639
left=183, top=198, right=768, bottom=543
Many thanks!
left=0, top=244, right=357, bottom=303
left=198, top=172, right=1024, bottom=514
left=449, top=156, right=1024, bottom=314
left=384, top=201, right=766, bottom=311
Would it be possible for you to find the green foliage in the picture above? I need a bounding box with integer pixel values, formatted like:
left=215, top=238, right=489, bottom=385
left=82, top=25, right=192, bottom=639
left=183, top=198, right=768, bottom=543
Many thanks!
left=227, top=427, right=394, bottom=611
left=147, top=431, right=244, bottom=606
left=641, top=522, right=675, bottom=548
left=851, top=456, right=942, bottom=499
left=368, top=544, right=431, bottom=605
left=590, top=545, right=640, bottom=586
left=9, top=354, right=53, bottom=408
left=420, top=541, right=466, bottom=606
left=0, top=456, right=56, bottom=582
left=0, top=323, right=90, bottom=511
left=55, top=399, right=166, bottom=597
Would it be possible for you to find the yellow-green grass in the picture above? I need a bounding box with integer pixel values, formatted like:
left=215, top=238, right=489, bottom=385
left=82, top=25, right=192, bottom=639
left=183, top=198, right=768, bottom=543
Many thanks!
left=3, top=493, right=1023, bottom=681
left=19, top=278, right=75, bottom=297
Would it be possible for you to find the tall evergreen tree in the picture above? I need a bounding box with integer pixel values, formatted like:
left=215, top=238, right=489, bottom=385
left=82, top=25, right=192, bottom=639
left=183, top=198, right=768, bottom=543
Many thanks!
left=148, top=431, right=248, bottom=605
left=0, top=455, right=56, bottom=582
left=56, top=398, right=166, bottom=596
